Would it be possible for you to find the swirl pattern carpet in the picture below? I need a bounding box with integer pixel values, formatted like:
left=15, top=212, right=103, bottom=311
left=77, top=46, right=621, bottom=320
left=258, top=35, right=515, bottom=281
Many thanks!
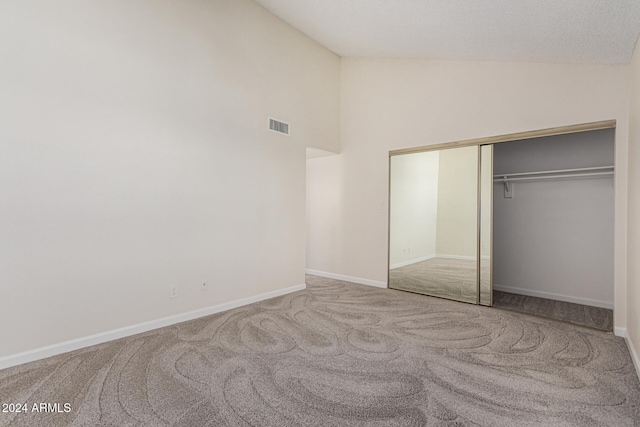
left=1, top=275, right=639, bottom=426
left=389, top=257, right=490, bottom=304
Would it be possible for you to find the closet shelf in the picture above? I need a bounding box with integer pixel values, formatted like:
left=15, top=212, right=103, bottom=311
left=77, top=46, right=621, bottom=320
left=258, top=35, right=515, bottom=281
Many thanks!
left=493, top=166, right=614, bottom=183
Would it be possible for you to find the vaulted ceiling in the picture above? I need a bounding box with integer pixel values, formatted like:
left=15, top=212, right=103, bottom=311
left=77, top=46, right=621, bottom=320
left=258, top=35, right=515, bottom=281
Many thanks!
left=254, top=0, right=640, bottom=64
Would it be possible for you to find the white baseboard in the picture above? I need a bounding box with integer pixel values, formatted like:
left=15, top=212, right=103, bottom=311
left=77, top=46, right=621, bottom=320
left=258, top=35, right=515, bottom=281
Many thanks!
left=615, top=327, right=626, bottom=338
left=305, top=269, right=387, bottom=288
left=0, top=283, right=306, bottom=371
left=493, top=284, right=613, bottom=310
left=390, top=255, right=435, bottom=269
left=436, top=254, right=477, bottom=261
left=626, top=334, right=640, bottom=381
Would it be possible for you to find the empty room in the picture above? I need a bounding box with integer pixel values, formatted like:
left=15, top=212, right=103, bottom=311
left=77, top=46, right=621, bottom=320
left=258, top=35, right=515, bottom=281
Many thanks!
left=2, top=0, right=640, bottom=425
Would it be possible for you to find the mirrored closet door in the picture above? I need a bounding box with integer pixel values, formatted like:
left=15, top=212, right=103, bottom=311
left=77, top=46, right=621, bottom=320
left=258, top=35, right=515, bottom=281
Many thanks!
left=388, top=144, right=493, bottom=305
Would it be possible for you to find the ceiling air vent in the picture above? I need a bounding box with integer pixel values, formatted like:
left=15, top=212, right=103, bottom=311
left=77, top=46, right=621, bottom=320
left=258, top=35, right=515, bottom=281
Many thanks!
left=268, top=117, right=290, bottom=136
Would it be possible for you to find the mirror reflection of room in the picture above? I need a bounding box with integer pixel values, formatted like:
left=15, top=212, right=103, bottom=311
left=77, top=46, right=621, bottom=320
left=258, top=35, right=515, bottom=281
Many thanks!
left=389, top=146, right=479, bottom=303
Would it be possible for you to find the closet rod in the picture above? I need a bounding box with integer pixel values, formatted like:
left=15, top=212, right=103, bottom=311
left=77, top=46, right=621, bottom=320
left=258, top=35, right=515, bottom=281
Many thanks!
left=494, top=171, right=613, bottom=183
left=493, top=165, right=614, bottom=179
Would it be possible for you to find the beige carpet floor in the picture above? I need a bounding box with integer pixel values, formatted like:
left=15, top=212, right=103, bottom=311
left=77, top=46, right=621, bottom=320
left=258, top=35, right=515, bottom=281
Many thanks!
left=493, top=291, right=614, bottom=332
left=389, top=257, right=490, bottom=304
left=0, top=275, right=638, bottom=426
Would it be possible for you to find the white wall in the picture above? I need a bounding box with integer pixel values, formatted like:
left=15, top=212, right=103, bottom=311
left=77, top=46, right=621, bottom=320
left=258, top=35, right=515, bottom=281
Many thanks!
left=0, top=0, right=340, bottom=359
left=307, top=58, right=629, bottom=329
left=306, top=154, right=343, bottom=273
left=492, top=131, right=615, bottom=308
left=435, top=146, right=478, bottom=258
left=627, top=38, right=640, bottom=370
left=389, top=151, right=440, bottom=268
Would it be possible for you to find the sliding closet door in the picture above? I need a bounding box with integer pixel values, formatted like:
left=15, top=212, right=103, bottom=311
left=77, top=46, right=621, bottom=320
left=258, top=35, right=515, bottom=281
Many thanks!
left=389, top=145, right=479, bottom=303
left=479, top=144, right=493, bottom=306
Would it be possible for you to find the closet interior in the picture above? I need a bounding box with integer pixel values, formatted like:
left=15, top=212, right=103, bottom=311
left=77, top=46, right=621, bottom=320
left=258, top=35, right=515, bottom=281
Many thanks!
left=492, top=129, right=614, bottom=331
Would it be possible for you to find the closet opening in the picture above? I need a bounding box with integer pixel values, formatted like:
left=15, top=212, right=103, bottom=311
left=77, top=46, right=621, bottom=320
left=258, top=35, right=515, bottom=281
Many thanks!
left=491, top=128, right=614, bottom=332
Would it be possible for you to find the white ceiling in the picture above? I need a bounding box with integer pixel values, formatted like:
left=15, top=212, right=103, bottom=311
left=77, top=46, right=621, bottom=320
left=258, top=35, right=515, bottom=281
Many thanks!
left=254, top=0, right=640, bottom=64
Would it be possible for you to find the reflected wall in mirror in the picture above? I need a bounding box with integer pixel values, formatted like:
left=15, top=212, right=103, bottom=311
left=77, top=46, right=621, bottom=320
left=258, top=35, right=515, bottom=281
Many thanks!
left=389, top=145, right=479, bottom=303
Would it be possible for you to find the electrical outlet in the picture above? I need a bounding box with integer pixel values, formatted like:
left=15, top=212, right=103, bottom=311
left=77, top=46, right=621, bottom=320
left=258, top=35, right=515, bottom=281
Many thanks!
left=201, top=282, right=208, bottom=291
left=169, top=285, right=178, bottom=299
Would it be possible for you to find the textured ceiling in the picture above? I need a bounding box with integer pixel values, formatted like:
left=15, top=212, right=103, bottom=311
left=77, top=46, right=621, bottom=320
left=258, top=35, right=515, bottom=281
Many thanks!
left=253, top=0, right=640, bottom=64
